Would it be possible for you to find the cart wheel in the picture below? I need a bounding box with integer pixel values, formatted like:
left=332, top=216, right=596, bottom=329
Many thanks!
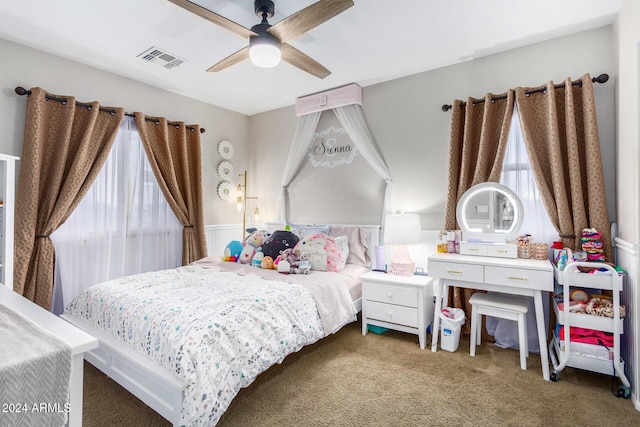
left=550, top=371, right=560, bottom=382
left=617, top=386, right=630, bottom=399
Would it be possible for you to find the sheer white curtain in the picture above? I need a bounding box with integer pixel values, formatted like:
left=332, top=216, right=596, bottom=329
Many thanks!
left=488, top=103, right=557, bottom=352
left=279, top=111, right=321, bottom=223
left=51, top=116, right=182, bottom=314
left=333, top=104, right=395, bottom=221
left=279, top=104, right=395, bottom=224
left=500, top=104, right=557, bottom=243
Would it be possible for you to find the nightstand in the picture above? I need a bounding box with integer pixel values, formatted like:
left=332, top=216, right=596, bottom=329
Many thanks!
left=360, top=271, right=435, bottom=349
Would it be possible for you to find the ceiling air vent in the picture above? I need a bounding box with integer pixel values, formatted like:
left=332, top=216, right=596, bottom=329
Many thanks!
left=137, top=46, right=185, bottom=69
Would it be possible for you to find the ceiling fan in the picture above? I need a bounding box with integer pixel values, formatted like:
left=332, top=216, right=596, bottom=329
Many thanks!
left=168, top=0, right=354, bottom=79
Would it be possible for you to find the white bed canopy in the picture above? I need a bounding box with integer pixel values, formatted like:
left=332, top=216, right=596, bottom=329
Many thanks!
left=279, top=85, right=394, bottom=225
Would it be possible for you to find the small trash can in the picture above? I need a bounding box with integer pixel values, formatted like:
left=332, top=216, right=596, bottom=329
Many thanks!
left=440, top=307, right=466, bottom=352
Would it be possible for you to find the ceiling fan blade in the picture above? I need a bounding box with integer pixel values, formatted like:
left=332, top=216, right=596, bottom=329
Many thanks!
left=168, top=0, right=256, bottom=39
left=281, top=43, right=331, bottom=79
left=207, top=46, right=250, bottom=72
left=268, top=0, right=354, bottom=43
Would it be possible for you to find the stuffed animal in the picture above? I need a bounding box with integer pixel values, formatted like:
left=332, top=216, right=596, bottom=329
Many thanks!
left=244, top=230, right=268, bottom=247
left=223, top=240, right=243, bottom=262
left=274, top=248, right=297, bottom=274
left=251, top=248, right=264, bottom=267
left=239, top=230, right=267, bottom=264
left=294, top=233, right=342, bottom=272
left=293, top=260, right=311, bottom=274
left=238, top=245, right=256, bottom=264
left=261, top=230, right=299, bottom=260
left=261, top=256, right=274, bottom=269
left=277, top=260, right=291, bottom=274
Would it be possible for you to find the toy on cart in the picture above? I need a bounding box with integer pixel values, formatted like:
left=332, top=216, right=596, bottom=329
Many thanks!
left=548, top=261, right=630, bottom=398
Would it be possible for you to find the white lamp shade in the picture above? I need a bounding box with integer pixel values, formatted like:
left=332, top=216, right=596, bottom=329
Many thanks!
left=384, top=214, right=422, bottom=245
left=249, top=43, right=281, bottom=68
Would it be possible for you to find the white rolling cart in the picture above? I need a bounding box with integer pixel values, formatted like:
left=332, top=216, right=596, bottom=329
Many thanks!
left=548, top=261, right=630, bottom=397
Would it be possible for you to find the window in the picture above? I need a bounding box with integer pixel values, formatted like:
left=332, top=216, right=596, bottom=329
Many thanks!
left=500, top=104, right=557, bottom=244
left=51, top=116, right=182, bottom=314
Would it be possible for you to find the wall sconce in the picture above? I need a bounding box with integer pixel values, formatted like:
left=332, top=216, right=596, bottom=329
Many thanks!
left=237, top=170, right=259, bottom=239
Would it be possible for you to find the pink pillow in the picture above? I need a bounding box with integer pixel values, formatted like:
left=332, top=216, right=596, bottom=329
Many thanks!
left=293, top=233, right=342, bottom=272
left=329, top=226, right=370, bottom=267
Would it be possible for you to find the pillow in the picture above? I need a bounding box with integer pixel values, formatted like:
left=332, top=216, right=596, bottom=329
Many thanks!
left=293, top=233, right=342, bottom=272
left=261, top=230, right=300, bottom=260
left=333, top=235, right=349, bottom=270
left=290, top=224, right=330, bottom=239
left=329, top=226, right=370, bottom=267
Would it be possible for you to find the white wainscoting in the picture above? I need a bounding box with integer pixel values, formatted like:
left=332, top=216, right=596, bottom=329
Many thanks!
left=615, top=237, right=639, bottom=409
left=205, top=224, right=244, bottom=257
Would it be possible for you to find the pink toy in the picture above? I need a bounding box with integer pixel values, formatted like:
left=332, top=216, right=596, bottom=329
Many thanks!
left=293, top=233, right=342, bottom=272
left=238, top=230, right=267, bottom=264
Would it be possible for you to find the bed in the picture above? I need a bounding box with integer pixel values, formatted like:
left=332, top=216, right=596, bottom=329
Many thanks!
left=61, top=224, right=378, bottom=426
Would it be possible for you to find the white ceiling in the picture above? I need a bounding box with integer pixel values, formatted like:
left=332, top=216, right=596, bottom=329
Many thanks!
left=0, top=0, right=623, bottom=116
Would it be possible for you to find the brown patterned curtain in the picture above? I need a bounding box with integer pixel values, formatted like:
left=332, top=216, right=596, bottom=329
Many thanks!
left=14, top=87, right=124, bottom=309
left=134, top=113, right=207, bottom=265
left=443, top=91, right=515, bottom=334
left=516, top=74, right=611, bottom=260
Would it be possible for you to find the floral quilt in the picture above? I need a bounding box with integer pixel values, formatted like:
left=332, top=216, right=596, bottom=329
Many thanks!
left=65, top=265, right=351, bottom=426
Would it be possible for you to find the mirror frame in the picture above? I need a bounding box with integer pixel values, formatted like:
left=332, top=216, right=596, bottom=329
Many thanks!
left=456, top=182, right=524, bottom=243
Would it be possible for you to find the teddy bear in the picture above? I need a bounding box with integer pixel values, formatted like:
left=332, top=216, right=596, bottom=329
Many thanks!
left=297, top=249, right=326, bottom=272
left=238, top=230, right=267, bottom=264
left=294, top=234, right=328, bottom=271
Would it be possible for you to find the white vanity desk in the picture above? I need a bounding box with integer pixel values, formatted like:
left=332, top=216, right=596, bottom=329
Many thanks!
left=428, top=252, right=553, bottom=380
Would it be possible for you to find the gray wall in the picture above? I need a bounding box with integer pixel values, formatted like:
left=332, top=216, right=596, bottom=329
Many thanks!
left=0, top=37, right=250, bottom=226
left=250, top=26, right=616, bottom=231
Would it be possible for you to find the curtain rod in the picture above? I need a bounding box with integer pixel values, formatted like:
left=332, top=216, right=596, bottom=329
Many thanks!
left=441, top=73, right=609, bottom=112
left=14, top=86, right=205, bottom=133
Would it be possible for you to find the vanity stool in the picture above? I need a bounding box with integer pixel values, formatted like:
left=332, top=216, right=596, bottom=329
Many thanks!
left=469, top=292, right=530, bottom=370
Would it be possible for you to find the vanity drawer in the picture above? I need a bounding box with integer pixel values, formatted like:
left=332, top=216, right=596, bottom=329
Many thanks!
left=428, top=261, right=484, bottom=284
left=487, top=244, right=517, bottom=258
left=460, top=242, right=487, bottom=256
left=366, top=301, right=419, bottom=328
left=485, top=266, right=552, bottom=290
left=365, top=283, right=418, bottom=307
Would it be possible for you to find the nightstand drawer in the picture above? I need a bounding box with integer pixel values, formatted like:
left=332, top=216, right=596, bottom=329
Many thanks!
left=485, top=266, right=551, bottom=290
left=365, top=282, right=418, bottom=307
left=366, top=301, right=419, bottom=328
left=428, top=260, right=484, bottom=284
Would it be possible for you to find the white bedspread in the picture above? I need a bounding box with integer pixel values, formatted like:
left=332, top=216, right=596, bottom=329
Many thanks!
left=65, top=264, right=356, bottom=426
left=192, top=257, right=360, bottom=334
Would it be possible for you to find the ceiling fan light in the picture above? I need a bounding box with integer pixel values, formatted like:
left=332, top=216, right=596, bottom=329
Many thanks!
left=249, top=37, right=281, bottom=68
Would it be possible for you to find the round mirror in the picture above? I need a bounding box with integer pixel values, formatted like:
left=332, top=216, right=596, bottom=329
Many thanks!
left=456, top=182, right=524, bottom=242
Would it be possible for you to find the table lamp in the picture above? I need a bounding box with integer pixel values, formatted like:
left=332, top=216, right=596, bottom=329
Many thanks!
left=384, top=213, right=422, bottom=276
